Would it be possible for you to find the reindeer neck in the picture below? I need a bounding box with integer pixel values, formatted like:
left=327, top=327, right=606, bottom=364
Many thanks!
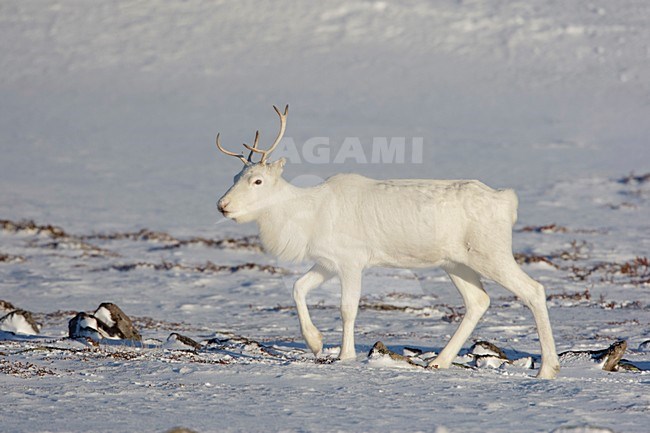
left=255, top=179, right=319, bottom=262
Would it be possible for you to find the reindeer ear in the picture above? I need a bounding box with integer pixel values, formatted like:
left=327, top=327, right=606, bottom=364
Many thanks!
left=270, top=158, right=286, bottom=172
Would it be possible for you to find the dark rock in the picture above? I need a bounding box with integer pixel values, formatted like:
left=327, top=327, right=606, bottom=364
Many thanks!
left=167, top=333, right=202, bottom=350
left=0, top=309, right=41, bottom=335
left=68, top=303, right=142, bottom=343
left=0, top=252, right=25, bottom=263
left=469, top=341, right=508, bottom=359
left=0, top=299, right=16, bottom=314
left=591, top=340, right=627, bottom=372
left=616, top=359, right=642, bottom=372
left=403, top=347, right=423, bottom=357
left=368, top=341, right=420, bottom=367
left=93, top=303, right=142, bottom=342
left=165, top=428, right=198, bottom=433
left=559, top=340, right=630, bottom=372
left=68, top=312, right=102, bottom=341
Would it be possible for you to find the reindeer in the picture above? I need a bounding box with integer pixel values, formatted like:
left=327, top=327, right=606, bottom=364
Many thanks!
left=215, top=105, right=561, bottom=379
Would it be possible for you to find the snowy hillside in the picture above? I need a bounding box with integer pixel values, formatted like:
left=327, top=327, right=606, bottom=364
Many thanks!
left=1, top=1, right=649, bottom=432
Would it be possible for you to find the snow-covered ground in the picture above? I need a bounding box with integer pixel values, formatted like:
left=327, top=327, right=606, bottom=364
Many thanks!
left=1, top=1, right=649, bottom=432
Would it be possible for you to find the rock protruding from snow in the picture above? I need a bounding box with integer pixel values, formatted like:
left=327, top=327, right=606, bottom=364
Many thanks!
left=591, top=340, right=627, bottom=372
left=368, top=341, right=422, bottom=367
left=68, top=312, right=103, bottom=341
left=468, top=341, right=513, bottom=370
left=402, top=347, right=423, bottom=357
left=165, top=427, right=198, bottom=433
left=0, top=309, right=41, bottom=335
left=551, top=425, right=616, bottom=433
left=68, top=303, right=141, bottom=343
left=367, top=340, right=644, bottom=373
left=469, top=341, right=508, bottom=359
left=0, top=299, right=17, bottom=314
left=369, top=341, right=409, bottom=362
left=93, top=303, right=142, bottom=342
left=638, top=340, right=650, bottom=352
left=559, top=340, right=632, bottom=372
left=165, top=333, right=202, bottom=350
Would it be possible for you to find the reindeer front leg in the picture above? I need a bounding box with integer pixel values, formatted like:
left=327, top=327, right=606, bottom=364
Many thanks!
left=293, top=264, right=334, bottom=356
left=339, top=268, right=363, bottom=360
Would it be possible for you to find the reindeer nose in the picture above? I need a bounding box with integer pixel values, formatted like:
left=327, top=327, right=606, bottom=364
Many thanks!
left=217, top=198, right=229, bottom=213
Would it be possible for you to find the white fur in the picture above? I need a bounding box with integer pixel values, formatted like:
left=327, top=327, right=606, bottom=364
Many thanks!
left=218, top=159, right=561, bottom=379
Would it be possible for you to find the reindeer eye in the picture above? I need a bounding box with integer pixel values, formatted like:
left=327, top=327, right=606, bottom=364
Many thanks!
left=254, top=179, right=263, bottom=185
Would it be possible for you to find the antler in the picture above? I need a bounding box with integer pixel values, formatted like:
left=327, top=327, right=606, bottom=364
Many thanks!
left=243, top=104, right=288, bottom=164
left=244, top=131, right=260, bottom=163
left=216, top=105, right=288, bottom=165
left=216, top=133, right=250, bottom=165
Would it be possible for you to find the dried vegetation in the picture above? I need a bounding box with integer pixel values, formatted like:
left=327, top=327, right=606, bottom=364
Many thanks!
left=0, top=218, right=275, bottom=275
left=515, top=237, right=650, bottom=286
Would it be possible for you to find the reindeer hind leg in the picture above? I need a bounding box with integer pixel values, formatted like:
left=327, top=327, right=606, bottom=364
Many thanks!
left=478, top=257, right=560, bottom=379
left=429, top=264, right=490, bottom=370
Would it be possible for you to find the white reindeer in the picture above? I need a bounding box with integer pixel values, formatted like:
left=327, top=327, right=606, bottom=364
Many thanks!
left=216, top=105, right=560, bottom=379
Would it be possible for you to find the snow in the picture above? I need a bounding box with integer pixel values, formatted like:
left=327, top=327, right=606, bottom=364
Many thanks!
left=1, top=0, right=650, bottom=432
left=93, top=305, right=116, bottom=328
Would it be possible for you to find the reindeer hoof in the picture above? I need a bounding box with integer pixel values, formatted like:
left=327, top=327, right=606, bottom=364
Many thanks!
left=536, top=363, right=560, bottom=379
left=338, top=351, right=357, bottom=361
left=427, top=356, right=451, bottom=370
left=303, top=329, right=323, bottom=355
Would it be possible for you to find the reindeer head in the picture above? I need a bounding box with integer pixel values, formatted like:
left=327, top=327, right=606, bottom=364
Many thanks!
left=216, top=105, right=289, bottom=223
